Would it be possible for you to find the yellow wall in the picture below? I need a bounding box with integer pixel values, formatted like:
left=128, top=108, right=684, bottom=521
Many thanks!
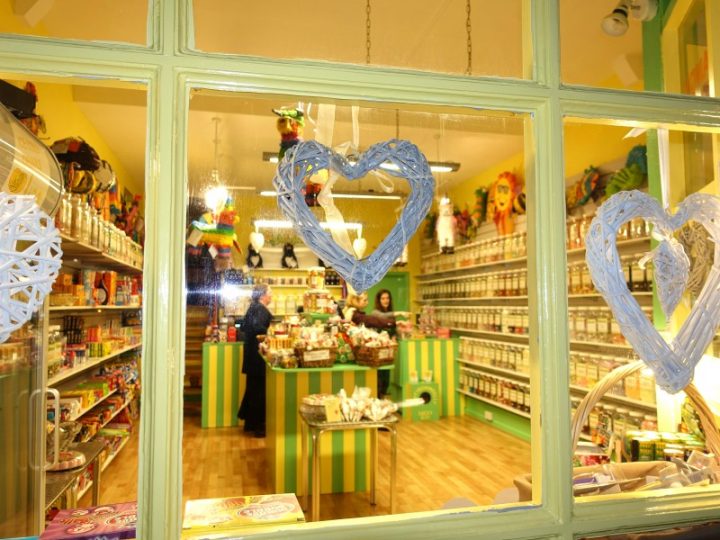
left=6, top=79, right=143, bottom=197
left=448, top=122, right=645, bottom=214
left=449, top=153, right=525, bottom=207
left=0, top=1, right=50, bottom=35
left=563, top=122, right=643, bottom=178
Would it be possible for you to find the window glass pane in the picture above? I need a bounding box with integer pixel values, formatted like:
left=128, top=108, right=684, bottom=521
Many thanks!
left=182, top=90, right=537, bottom=523
left=0, top=77, right=147, bottom=517
left=563, top=117, right=720, bottom=500
left=561, top=0, right=719, bottom=97
left=0, top=0, right=148, bottom=45
left=192, top=0, right=528, bottom=79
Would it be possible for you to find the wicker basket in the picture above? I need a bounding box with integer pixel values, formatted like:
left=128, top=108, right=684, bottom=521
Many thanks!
left=354, top=344, right=397, bottom=367
left=514, top=360, right=720, bottom=502
left=571, top=360, right=720, bottom=463
left=294, top=347, right=336, bottom=368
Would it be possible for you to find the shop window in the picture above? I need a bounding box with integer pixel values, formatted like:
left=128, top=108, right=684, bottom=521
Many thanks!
left=181, top=89, right=537, bottom=527
left=0, top=76, right=147, bottom=535
left=0, top=0, right=148, bottom=45
left=190, top=0, right=527, bottom=79
left=562, top=118, right=720, bottom=502
left=560, top=0, right=719, bottom=97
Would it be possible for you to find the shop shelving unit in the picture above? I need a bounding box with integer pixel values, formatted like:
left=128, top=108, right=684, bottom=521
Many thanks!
left=45, top=233, right=143, bottom=505
left=416, top=212, right=656, bottom=439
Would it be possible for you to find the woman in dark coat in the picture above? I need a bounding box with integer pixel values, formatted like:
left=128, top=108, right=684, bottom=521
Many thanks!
left=238, top=283, right=273, bottom=437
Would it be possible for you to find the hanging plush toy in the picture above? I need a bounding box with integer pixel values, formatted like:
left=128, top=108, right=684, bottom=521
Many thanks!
left=566, top=166, right=599, bottom=210
left=455, top=205, right=471, bottom=243
left=471, top=187, right=489, bottom=233
left=604, top=145, right=648, bottom=199
left=513, top=183, right=527, bottom=215
left=273, top=107, right=322, bottom=207
left=424, top=211, right=438, bottom=240
left=435, top=197, right=457, bottom=254
left=246, top=244, right=263, bottom=269
left=281, top=242, right=299, bottom=269
left=491, top=171, right=518, bottom=236
left=17, top=82, right=46, bottom=136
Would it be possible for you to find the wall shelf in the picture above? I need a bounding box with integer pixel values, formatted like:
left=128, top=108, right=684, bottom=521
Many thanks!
left=60, top=232, right=143, bottom=275
left=50, top=305, right=141, bottom=313
left=48, top=343, right=142, bottom=387
left=569, top=384, right=656, bottom=411
left=417, top=255, right=528, bottom=280
left=458, top=359, right=530, bottom=381
left=68, top=389, right=118, bottom=421
left=458, top=389, right=531, bottom=419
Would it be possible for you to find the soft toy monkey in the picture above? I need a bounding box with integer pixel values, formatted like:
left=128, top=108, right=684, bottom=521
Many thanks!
left=281, top=243, right=299, bottom=269
left=246, top=243, right=263, bottom=269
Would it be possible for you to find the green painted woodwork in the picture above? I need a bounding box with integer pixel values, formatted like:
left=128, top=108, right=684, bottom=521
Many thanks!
left=0, top=1, right=719, bottom=538
left=463, top=396, right=531, bottom=443
left=365, top=271, right=410, bottom=312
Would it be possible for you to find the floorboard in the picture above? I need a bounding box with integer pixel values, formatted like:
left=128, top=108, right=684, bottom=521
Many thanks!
left=81, top=414, right=533, bottom=522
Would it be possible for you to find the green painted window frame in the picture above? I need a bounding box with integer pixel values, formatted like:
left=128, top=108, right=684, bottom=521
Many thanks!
left=1, top=1, right=719, bottom=538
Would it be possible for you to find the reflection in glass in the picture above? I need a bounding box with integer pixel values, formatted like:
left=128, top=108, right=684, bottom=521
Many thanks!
left=192, top=0, right=526, bottom=79
left=182, top=91, right=536, bottom=517
left=0, top=0, right=148, bottom=45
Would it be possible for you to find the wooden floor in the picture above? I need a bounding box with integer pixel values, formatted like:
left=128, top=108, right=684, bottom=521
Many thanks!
left=82, top=414, right=532, bottom=522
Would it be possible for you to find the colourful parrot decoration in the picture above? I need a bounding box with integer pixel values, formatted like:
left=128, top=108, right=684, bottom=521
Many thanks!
left=187, top=199, right=241, bottom=271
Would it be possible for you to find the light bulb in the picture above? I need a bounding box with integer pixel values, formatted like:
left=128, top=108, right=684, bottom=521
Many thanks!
left=204, top=186, right=228, bottom=212
left=602, top=0, right=630, bottom=36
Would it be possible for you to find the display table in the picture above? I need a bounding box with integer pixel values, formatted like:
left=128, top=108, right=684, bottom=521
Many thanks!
left=390, top=338, right=460, bottom=420
left=266, top=363, right=393, bottom=496
left=202, top=342, right=245, bottom=428
left=45, top=440, right=105, bottom=509
left=299, top=405, right=398, bottom=522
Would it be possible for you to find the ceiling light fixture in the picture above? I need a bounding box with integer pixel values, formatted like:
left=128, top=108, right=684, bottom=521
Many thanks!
left=601, top=0, right=658, bottom=37
left=254, top=219, right=362, bottom=231
left=259, top=190, right=401, bottom=201
left=262, top=152, right=460, bottom=173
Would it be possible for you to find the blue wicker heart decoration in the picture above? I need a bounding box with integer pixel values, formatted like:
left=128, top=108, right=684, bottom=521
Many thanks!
left=273, top=139, right=435, bottom=292
left=586, top=190, right=720, bottom=393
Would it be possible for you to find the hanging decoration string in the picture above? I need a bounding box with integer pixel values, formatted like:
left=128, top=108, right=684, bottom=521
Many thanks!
left=465, top=0, right=472, bottom=76
left=366, top=0, right=372, bottom=65
left=657, top=128, right=670, bottom=210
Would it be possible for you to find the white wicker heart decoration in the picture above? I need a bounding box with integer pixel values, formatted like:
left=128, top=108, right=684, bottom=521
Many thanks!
left=273, top=139, right=434, bottom=292
left=0, top=193, right=63, bottom=343
left=585, top=190, right=720, bottom=393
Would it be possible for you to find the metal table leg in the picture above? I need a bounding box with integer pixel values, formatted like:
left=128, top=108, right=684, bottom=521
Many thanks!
left=370, top=428, right=378, bottom=505
left=389, top=425, right=397, bottom=515
left=301, top=421, right=308, bottom=512
left=91, top=457, right=101, bottom=506
left=311, top=429, right=321, bottom=522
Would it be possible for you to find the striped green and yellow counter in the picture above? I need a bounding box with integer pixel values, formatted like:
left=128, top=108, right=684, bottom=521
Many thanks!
left=267, top=363, right=392, bottom=496
left=201, top=342, right=245, bottom=428
left=389, top=338, right=460, bottom=420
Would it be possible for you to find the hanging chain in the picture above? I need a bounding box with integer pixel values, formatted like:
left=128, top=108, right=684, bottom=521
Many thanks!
left=465, top=0, right=472, bottom=76
left=365, top=0, right=372, bottom=64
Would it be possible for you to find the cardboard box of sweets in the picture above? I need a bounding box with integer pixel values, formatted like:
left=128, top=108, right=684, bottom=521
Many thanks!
left=41, top=501, right=136, bottom=540
left=181, top=493, right=304, bottom=538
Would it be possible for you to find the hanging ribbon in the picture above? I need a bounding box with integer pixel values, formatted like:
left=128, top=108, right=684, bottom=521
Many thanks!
left=315, top=104, right=355, bottom=255
left=657, top=128, right=670, bottom=210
